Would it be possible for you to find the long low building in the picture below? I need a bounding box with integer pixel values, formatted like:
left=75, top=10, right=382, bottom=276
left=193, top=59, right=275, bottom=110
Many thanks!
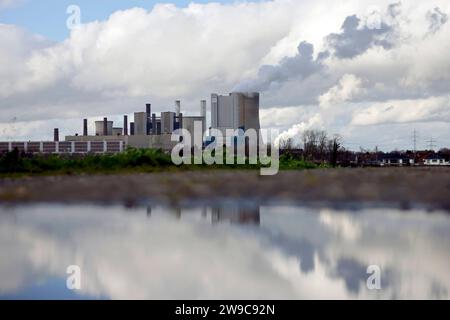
left=0, top=141, right=125, bottom=154
left=65, top=134, right=176, bottom=150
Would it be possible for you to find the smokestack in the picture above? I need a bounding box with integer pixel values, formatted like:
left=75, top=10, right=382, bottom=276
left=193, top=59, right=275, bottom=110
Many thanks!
left=123, top=115, right=128, bottom=136
left=53, top=128, right=59, bottom=142
left=103, top=118, right=108, bottom=136
left=130, top=122, right=135, bottom=135
left=201, top=100, right=207, bottom=118
left=146, top=104, right=151, bottom=135
left=83, top=119, right=88, bottom=136
left=175, top=100, right=181, bottom=116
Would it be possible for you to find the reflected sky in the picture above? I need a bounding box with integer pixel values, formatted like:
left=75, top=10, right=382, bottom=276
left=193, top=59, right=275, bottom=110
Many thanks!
left=0, top=203, right=449, bottom=300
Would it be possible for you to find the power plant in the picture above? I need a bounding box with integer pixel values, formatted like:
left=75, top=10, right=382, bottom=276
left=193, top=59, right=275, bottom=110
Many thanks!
left=0, top=92, right=261, bottom=154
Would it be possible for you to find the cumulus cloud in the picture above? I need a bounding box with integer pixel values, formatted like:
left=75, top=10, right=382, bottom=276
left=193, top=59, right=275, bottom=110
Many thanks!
left=319, top=74, right=365, bottom=108
left=0, top=25, right=53, bottom=97
left=29, top=2, right=297, bottom=97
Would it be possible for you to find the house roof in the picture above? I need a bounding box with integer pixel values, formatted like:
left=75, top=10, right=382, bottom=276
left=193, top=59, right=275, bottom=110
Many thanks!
left=425, top=154, right=446, bottom=160
left=380, top=153, right=410, bottom=160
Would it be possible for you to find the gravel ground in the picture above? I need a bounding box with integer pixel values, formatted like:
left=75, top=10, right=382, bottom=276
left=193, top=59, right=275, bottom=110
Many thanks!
left=1, top=167, right=450, bottom=210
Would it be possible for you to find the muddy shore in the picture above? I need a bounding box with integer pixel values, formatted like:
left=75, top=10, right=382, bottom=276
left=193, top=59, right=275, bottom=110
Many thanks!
left=1, top=167, right=449, bottom=210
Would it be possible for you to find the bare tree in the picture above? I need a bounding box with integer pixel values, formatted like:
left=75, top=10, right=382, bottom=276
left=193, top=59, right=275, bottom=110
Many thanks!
left=279, top=137, right=294, bottom=151
left=328, top=134, right=342, bottom=167
left=302, top=129, right=328, bottom=161
left=317, top=130, right=328, bottom=163
left=303, top=130, right=318, bottom=160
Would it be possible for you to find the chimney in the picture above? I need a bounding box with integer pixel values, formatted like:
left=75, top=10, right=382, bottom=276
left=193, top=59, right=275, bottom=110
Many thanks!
left=130, top=122, right=135, bottom=135
left=83, top=119, right=88, bottom=136
left=103, top=117, right=108, bottom=136
left=201, top=100, right=207, bottom=118
left=123, top=115, right=128, bottom=136
left=175, top=100, right=181, bottom=116
left=54, top=128, right=59, bottom=142
left=146, top=104, right=151, bottom=135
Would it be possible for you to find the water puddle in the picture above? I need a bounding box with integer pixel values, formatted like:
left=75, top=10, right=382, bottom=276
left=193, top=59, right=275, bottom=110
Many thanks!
left=0, top=203, right=449, bottom=299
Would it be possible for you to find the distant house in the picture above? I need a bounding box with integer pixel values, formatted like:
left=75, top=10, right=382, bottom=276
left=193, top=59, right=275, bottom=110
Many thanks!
left=349, top=151, right=382, bottom=167
left=424, top=154, right=450, bottom=166
left=380, top=153, right=413, bottom=166
left=415, top=151, right=433, bottom=165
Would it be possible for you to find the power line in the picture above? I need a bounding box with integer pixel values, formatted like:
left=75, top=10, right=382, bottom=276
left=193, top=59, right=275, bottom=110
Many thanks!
left=412, top=129, right=418, bottom=154
left=426, top=136, right=437, bottom=151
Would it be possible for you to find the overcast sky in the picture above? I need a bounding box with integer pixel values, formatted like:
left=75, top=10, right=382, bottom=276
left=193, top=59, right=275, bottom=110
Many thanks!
left=0, top=0, right=449, bottom=151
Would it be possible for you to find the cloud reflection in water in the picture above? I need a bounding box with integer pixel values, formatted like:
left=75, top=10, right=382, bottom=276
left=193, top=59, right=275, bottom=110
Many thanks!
left=0, top=204, right=449, bottom=300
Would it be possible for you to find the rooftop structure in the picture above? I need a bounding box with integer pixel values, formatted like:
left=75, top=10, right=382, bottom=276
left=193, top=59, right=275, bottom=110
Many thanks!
left=210, top=92, right=261, bottom=147
left=211, top=92, right=260, bottom=134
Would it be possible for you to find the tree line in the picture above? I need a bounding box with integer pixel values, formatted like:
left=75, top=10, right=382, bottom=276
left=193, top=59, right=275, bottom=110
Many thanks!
left=279, top=130, right=342, bottom=167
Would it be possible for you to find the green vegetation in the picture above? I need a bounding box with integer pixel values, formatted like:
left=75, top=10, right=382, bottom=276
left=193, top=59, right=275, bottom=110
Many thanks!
left=0, top=148, right=173, bottom=175
left=279, top=153, right=323, bottom=170
left=0, top=148, right=319, bottom=176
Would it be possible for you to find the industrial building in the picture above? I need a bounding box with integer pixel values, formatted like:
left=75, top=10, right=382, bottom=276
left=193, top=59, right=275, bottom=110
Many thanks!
left=211, top=92, right=261, bottom=146
left=65, top=92, right=260, bottom=151
left=0, top=92, right=262, bottom=154
left=65, top=99, right=209, bottom=151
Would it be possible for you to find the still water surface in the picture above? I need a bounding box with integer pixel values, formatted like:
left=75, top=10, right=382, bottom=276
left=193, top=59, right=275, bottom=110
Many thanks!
left=0, top=203, right=449, bottom=299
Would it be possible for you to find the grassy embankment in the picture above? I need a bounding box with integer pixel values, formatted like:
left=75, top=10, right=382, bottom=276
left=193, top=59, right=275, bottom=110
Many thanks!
left=0, top=148, right=320, bottom=177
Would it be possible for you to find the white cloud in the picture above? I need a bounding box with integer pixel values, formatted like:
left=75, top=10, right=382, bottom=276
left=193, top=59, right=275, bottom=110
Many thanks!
left=319, top=74, right=365, bottom=108
left=1, top=2, right=298, bottom=100
left=0, top=25, right=52, bottom=97
left=351, top=95, right=450, bottom=126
